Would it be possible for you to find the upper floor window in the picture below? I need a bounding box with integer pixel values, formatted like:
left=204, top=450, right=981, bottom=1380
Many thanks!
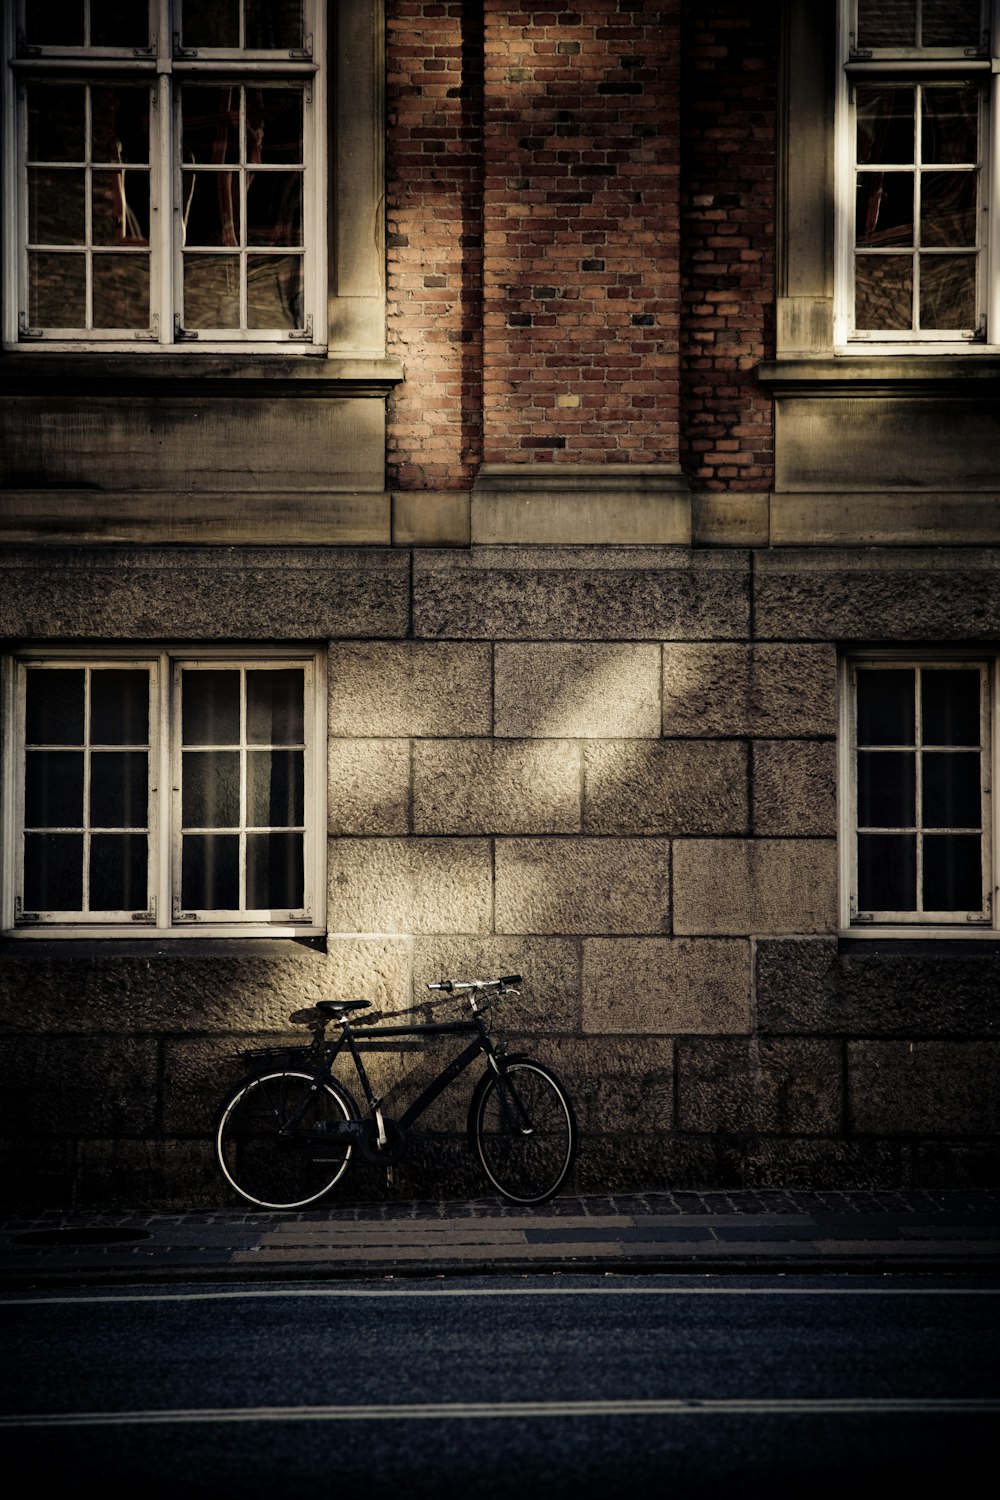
left=836, top=0, right=999, bottom=349
left=2, top=1, right=325, bottom=350
left=2, top=646, right=326, bottom=937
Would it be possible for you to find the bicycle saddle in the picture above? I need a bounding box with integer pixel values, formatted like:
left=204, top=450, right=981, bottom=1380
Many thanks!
left=315, top=999, right=372, bottom=1016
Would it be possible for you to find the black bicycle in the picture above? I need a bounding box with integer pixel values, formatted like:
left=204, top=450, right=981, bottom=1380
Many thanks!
left=214, top=975, right=577, bottom=1210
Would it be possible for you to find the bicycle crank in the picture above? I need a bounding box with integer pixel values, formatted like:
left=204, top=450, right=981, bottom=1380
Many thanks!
left=358, top=1118, right=407, bottom=1164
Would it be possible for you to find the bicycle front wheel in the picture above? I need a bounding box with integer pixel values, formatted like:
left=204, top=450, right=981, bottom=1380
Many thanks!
left=471, top=1058, right=577, bottom=1206
left=215, top=1070, right=356, bottom=1209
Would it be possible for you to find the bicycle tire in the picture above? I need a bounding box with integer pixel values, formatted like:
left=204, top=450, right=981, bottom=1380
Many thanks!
left=470, top=1057, right=577, bottom=1206
left=215, top=1069, right=357, bottom=1209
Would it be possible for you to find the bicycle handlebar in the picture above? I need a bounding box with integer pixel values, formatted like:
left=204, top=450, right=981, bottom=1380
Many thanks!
left=427, top=974, right=521, bottom=995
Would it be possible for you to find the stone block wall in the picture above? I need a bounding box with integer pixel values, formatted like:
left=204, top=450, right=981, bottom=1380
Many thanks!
left=3, top=543, right=999, bottom=1206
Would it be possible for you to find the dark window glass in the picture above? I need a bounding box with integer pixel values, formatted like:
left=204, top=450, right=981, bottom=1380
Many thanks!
left=919, top=254, right=977, bottom=328
left=90, top=833, right=148, bottom=909
left=856, top=87, right=914, bottom=166
left=90, top=669, right=150, bottom=745
left=29, top=170, right=86, bottom=245
left=247, top=831, right=303, bottom=908
left=246, top=668, right=304, bottom=744
left=858, top=832, right=917, bottom=910
left=922, top=87, right=979, bottom=166
left=25, top=2, right=85, bottom=47
left=856, top=173, right=914, bottom=247
left=182, top=670, right=240, bottom=744
left=857, top=0, right=916, bottom=48
left=181, top=88, right=241, bottom=166
left=90, top=751, right=148, bottom=828
left=183, top=256, right=242, bottom=329
left=857, top=750, right=916, bottom=827
left=855, top=255, right=913, bottom=329
left=182, top=751, right=241, bottom=828
left=247, top=750, right=303, bottom=826
left=922, top=751, right=981, bottom=828
left=29, top=253, right=87, bottom=327
left=921, top=0, right=983, bottom=49
left=25, top=670, right=85, bottom=745
left=248, top=89, right=303, bottom=165
left=857, top=669, right=915, bottom=745
left=246, top=0, right=304, bottom=49
left=182, top=0, right=240, bottom=48
left=182, top=833, right=240, bottom=908
left=27, top=85, right=85, bottom=163
left=923, top=833, right=982, bottom=909
left=90, top=1, right=151, bottom=49
left=23, top=833, right=84, bottom=910
left=246, top=255, right=303, bottom=328
left=24, top=752, right=84, bottom=828
left=921, top=669, right=981, bottom=744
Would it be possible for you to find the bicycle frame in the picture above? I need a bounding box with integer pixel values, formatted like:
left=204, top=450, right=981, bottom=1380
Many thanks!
left=291, top=1006, right=530, bottom=1159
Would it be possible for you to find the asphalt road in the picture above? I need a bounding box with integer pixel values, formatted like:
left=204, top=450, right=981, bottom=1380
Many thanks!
left=2, top=1274, right=998, bottom=1497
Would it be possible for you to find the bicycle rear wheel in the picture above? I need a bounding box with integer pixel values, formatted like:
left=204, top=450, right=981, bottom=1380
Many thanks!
left=216, top=1070, right=356, bottom=1209
left=471, top=1058, right=576, bottom=1206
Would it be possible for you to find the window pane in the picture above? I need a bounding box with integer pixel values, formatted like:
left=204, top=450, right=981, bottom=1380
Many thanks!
left=182, top=834, right=240, bottom=909
left=922, top=87, right=979, bottom=165
left=92, top=254, right=151, bottom=328
left=858, top=832, right=917, bottom=910
left=25, top=3, right=85, bottom=47
left=23, top=833, right=84, bottom=910
left=921, top=0, right=983, bottom=49
left=923, top=833, right=982, bottom=910
left=857, top=669, right=915, bottom=745
left=921, top=172, right=978, bottom=248
left=246, top=0, right=305, bottom=50
left=921, top=669, right=980, bottom=745
left=182, top=751, right=241, bottom=828
left=182, top=173, right=242, bottom=246
left=247, top=255, right=303, bottom=328
left=249, top=90, right=303, bottom=165
left=919, top=254, right=977, bottom=328
left=27, top=86, right=85, bottom=163
left=92, top=86, right=149, bottom=165
left=181, top=89, right=241, bottom=166
left=91, top=670, right=149, bottom=744
left=247, top=831, right=303, bottom=908
left=25, top=669, right=85, bottom=744
left=855, top=255, right=913, bottom=330
left=247, top=750, right=304, bottom=826
left=91, top=1, right=151, bottom=49
left=29, top=170, right=86, bottom=245
left=91, top=751, right=148, bottom=828
left=856, top=174, right=914, bottom=247
left=857, top=0, right=916, bottom=48
left=181, top=0, right=240, bottom=48
left=858, top=750, right=915, bottom=827
left=247, top=174, right=302, bottom=247
left=246, top=668, right=304, bottom=743
left=922, top=751, right=981, bottom=828
left=856, top=88, right=914, bottom=166
left=183, top=256, right=243, bottom=329
left=29, top=253, right=87, bottom=327
left=25, top=752, right=84, bottom=828
left=90, top=833, right=148, bottom=909
left=182, top=670, right=240, bottom=744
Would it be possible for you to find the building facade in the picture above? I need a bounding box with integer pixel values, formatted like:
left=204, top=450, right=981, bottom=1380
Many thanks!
left=2, top=0, right=999, bottom=1207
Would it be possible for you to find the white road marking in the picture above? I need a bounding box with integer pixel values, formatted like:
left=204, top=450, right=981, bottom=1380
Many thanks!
left=2, top=1397, right=998, bottom=1429
left=2, top=1283, right=1000, bottom=1308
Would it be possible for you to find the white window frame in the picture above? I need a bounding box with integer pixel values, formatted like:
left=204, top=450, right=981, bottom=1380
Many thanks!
left=1, top=645, right=327, bottom=938
left=1, top=0, right=326, bottom=352
left=834, top=0, right=1000, bottom=351
left=839, top=650, right=999, bottom=937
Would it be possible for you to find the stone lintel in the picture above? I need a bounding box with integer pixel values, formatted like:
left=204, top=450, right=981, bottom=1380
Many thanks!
left=471, top=464, right=692, bottom=545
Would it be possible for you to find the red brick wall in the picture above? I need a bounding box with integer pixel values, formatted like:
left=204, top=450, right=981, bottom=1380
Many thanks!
left=481, top=2, right=682, bottom=466
left=385, top=3, right=777, bottom=492
left=385, top=3, right=484, bottom=492
left=680, top=1, right=778, bottom=491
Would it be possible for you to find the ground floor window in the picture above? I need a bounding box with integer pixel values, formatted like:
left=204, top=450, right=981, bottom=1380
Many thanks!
left=3, top=646, right=325, bottom=936
left=842, top=653, right=994, bottom=929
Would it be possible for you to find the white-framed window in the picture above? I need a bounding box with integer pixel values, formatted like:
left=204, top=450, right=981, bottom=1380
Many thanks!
left=835, top=0, right=1000, bottom=349
left=841, top=652, right=998, bottom=933
left=2, top=646, right=326, bottom=936
left=1, top=1, right=325, bottom=350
